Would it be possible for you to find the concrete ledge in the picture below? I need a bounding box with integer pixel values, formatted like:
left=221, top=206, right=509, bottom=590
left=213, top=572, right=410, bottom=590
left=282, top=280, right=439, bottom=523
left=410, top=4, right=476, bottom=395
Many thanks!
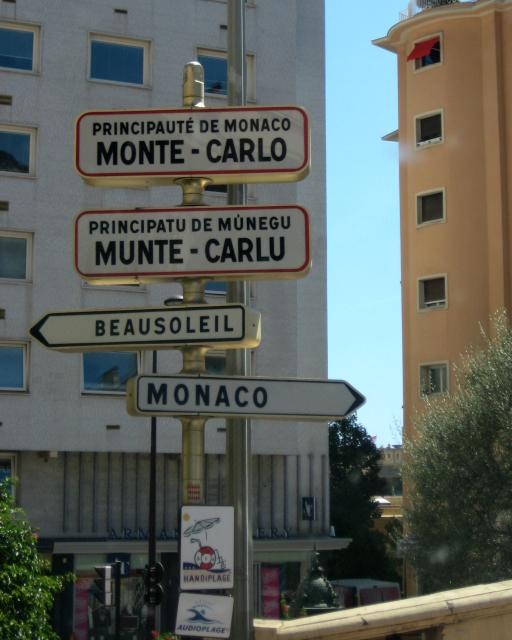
left=254, top=580, right=512, bottom=640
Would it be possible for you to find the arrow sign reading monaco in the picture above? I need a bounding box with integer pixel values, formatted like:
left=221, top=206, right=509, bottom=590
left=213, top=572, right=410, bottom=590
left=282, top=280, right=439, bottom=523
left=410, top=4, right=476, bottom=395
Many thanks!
left=29, top=305, right=261, bottom=352
left=75, top=106, right=310, bottom=187
left=74, top=205, right=310, bottom=285
left=126, top=375, right=365, bottom=421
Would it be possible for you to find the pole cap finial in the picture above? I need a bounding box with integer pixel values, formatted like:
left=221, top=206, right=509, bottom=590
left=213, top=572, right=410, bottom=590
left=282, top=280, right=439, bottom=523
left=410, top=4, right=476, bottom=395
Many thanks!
left=183, top=61, right=205, bottom=108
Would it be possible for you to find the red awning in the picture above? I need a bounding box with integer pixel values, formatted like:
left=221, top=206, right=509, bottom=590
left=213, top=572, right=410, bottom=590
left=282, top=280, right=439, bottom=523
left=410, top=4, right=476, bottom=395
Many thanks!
left=406, top=37, right=440, bottom=61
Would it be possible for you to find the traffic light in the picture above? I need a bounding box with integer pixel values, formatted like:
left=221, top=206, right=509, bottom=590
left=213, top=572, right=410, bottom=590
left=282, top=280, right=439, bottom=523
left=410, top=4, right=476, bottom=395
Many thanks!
left=94, top=563, right=117, bottom=606
left=144, top=561, right=164, bottom=606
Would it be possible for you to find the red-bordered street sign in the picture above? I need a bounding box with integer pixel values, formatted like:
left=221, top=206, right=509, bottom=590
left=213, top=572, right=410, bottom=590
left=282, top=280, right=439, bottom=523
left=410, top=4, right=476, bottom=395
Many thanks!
left=75, top=106, right=310, bottom=187
left=74, top=205, right=311, bottom=285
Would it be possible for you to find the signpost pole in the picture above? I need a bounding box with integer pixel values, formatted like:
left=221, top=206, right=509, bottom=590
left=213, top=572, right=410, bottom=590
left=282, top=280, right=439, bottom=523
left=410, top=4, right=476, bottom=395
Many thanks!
left=179, top=64, right=208, bottom=507
left=146, top=352, right=157, bottom=637
left=226, top=1, right=254, bottom=638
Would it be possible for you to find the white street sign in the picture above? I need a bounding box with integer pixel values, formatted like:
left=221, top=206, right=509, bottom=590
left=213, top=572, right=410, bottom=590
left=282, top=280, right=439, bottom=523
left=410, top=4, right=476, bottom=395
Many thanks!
left=74, top=205, right=310, bottom=284
left=180, top=506, right=234, bottom=590
left=29, top=304, right=261, bottom=352
left=127, top=374, right=365, bottom=420
left=75, top=106, right=309, bottom=187
left=175, top=593, right=234, bottom=638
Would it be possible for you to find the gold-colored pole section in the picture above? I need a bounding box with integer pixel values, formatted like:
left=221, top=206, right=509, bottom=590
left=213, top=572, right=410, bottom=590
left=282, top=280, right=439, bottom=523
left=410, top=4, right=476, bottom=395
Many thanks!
left=179, top=62, right=208, bottom=505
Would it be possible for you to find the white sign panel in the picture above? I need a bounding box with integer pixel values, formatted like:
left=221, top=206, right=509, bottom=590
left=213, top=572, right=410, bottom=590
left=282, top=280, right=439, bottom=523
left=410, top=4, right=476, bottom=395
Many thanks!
left=29, top=304, right=261, bottom=352
left=180, top=506, right=234, bottom=590
left=175, top=593, right=234, bottom=638
left=75, top=106, right=309, bottom=186
left=127, top=374, right=366, bottom=420
left=74, top=205, right=310, bottom=284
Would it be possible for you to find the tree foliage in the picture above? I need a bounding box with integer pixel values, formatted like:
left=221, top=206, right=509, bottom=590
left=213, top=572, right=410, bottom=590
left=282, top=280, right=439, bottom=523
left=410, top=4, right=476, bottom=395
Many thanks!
left=323, top=416, right=399, bottom=581
left=405, top=311, right=512, bottom=593
left=329, top=415, right=384, bottom=536
left=0, top=481, right=70, bottom=639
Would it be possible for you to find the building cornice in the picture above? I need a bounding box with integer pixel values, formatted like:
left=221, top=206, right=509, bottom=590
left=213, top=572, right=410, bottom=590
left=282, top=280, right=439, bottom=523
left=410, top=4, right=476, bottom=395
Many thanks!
left=373, top=0, right=512, bottom=52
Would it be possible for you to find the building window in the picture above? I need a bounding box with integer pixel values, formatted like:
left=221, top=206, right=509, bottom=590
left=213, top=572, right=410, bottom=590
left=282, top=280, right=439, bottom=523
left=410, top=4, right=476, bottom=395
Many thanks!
left=198, top=52, right=227, bottom=95
left=420, top=363, right=448, bottom=396
left=0, top=23, right=38, bottom=72
left=0, top=455, right=15, bottom=483
left=83, top=351, right=138, bottom=393
left=0, top=231, right=31, bottom=280
left=0, top=126, right=35, bottom=175
left=205, top=281, right=227, bottom=296
left=417, top=189, right=445, bottom=226
left=415, top=112, right=443, bottom=148
left=407, top=35, right=441, bottom=70
left=198, top=49, right=255, bottom=100
left=89, top=35, right=149, bottom=86
left=0, top=343, right=27, bottom=391
left=418, top=275, right=447, bottom=310
left=205, top=352, right=226, bottom=374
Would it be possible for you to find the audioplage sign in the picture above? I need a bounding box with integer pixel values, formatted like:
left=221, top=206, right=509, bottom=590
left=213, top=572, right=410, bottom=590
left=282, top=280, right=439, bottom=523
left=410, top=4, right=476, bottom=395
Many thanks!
left=175, top=592, right=234, bottom=638
left=74, top=205, right=311, bottom=284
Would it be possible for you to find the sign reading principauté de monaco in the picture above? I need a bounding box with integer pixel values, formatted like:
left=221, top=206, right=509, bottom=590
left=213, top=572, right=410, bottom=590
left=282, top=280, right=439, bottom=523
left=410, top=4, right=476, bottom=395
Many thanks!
left=74, top=105, right=310, bottom=187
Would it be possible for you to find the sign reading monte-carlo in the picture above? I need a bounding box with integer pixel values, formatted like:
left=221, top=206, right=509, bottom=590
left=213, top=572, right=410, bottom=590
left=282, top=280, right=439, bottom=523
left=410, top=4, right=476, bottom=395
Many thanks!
left=74, top=205, right=310, bottom=284
left=75, top=106, right=310, bottom=187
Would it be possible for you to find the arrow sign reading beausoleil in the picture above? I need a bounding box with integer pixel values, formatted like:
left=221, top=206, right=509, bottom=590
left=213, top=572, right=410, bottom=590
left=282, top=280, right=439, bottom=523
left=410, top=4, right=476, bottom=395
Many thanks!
left=126, top=375, right=365, bottom=421
left=75, top=106, right=309, bottom=187
left=74, top=205, right=310, bottom=285
left=29, top=305, right=261, bottom=352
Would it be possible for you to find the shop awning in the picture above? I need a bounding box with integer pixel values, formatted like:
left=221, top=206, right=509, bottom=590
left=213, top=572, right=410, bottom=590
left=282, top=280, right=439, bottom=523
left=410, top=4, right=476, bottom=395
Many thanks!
left=407, top=37, right=439, bottom=61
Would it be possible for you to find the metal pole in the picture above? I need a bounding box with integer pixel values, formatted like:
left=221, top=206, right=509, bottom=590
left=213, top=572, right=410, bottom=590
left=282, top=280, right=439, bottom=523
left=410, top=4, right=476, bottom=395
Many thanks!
left=146, top=351, right=157, bottom=638
left=179, top=64, right=208, bottom=507
left=114, top=560, right=121, bottom=640
left=226, top=1, right=254, bottom=638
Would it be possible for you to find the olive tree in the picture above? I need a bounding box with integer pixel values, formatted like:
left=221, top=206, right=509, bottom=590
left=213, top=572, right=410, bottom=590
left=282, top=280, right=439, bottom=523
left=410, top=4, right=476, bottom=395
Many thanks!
left=405, top=312, right=512, bottom=592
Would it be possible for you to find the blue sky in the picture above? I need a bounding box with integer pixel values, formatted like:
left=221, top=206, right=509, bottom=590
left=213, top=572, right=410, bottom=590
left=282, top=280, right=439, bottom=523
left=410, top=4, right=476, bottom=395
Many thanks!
left=325, top=1, right=406, bottom=445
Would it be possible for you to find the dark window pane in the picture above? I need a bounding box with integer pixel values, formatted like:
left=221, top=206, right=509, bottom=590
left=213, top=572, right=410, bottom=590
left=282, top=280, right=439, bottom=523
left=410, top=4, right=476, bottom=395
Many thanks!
left=205, top=354, right=226, bottom=374
left=0, top=236, right=27, bottom=279
left=205, top=281, right=227, bottom=294
left=83, top=352, right=137, bottom=392
left=91, top=40, right=144, bottom=85
left=419, top=114, right=442, bottom=142
left=0, top=346, right=24, bottom=389
left=421, top=365, right=446, bottom=395
left=423, top=277, right=445, bottom=304
left=199, top=55, right=227, bottom=95
left=0, top=28, right=33, bottom=71
left=0, top=459, right=12, bottom=484
left=205, top=184, right=228, bottom=193
left=419, top=191, right=443, bottom=223
left=0, top=131, right=30, bottom=173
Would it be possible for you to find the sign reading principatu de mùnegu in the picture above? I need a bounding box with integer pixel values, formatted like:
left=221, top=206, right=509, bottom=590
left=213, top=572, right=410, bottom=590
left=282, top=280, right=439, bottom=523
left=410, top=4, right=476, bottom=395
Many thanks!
left=75, top=106, right=310, bottom=187
left=74, top=205, right=310, bottom=285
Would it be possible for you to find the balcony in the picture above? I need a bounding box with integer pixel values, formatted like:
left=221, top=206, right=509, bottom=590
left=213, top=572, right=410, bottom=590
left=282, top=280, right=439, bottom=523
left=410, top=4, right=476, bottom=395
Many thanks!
left=399, top=0, right=474, bottom=21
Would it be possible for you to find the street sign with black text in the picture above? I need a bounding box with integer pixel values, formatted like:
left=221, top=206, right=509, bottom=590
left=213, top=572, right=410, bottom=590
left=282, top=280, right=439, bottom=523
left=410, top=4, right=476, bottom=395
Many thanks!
left=29, top=304, right=261, bottom=351
left=75, top=106, right=309, bottom=187
left=126, top=374, right=365, bottom=421
left=74, top=205, right=310, bottom=284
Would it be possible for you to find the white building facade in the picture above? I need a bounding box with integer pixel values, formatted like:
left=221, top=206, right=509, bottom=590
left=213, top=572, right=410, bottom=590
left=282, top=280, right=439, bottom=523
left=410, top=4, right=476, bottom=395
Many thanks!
left=0, top=0, right=333, bottom=634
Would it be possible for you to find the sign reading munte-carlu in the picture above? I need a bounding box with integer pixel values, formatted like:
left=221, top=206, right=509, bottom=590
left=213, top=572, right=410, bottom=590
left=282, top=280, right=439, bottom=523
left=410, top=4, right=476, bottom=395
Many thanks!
left=75, top=106, right=310, bottom=187
left=74, top=205, right=311, bottom=285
